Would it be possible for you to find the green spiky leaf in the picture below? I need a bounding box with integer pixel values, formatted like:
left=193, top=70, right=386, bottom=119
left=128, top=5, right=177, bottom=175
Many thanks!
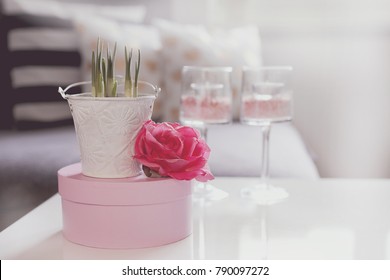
left=91, top=38, right=118, bottom=98
left=124, top=47, right=133, bottom=97
left=133, top=49, right=141, bottom=97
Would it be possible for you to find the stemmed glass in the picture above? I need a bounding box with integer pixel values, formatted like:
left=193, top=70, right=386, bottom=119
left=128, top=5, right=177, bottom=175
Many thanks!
left=240, top=66, right=293, bottom=205
left=180, top=66, right=233, bottom=201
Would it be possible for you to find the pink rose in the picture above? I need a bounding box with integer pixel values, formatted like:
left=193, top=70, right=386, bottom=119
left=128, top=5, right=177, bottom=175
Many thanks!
left=134, top=120, right=214, bottom=182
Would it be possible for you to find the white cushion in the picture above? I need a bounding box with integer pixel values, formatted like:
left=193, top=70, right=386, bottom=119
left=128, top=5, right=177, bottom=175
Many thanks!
left=153, top=18, right=263, bottom=121
left=208, top=123, right=319, bottom=178
left=2, top=0, right=146, bottom=22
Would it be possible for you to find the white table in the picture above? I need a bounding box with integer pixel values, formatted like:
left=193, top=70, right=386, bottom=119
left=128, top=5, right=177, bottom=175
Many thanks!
left=1, top=178, right=390, bottom=260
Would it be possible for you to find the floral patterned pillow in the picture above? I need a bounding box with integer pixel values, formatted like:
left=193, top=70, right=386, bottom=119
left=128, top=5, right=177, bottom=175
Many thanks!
left=153, top=19, right=262, bottom=121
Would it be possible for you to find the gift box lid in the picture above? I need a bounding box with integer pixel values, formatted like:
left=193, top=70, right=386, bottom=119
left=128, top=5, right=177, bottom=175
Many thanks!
left=58, top=163, right=192, bottom=206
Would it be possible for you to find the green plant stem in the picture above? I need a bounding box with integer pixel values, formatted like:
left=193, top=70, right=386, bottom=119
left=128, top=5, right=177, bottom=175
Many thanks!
left=124, top=47, right=133, bottom=97
left=134, top=49, right=141, bottom=97
left=91, top=51, right=96, bottom=97
left=91, top=38, right=118, bottom=98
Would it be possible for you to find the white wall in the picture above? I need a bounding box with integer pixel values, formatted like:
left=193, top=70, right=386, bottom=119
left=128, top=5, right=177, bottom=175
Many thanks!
left=249, top=0, right=390, bottom=178
left=262, top=31, right=390, bottom=177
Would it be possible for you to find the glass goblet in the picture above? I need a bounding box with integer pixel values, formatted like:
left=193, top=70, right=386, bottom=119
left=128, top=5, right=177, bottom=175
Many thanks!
left=240, top=66, right=293, bottom=205
left=180, top=66, right=233, bottom=201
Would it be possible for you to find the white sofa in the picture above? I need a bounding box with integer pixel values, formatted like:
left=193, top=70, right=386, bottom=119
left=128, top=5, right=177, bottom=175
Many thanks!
left=0, top=123, right=318, bottom=186
left=0, top=122, right=319, bottom=229
left=209, top=123, right=318, bottom=178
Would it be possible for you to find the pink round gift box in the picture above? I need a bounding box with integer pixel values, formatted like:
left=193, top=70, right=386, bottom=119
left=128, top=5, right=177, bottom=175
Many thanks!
left=58, top=163, right=192, bottom=249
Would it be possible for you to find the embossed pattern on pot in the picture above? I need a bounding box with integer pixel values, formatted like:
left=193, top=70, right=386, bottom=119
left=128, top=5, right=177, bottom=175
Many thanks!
left=68, top=95, right=156, bottom=178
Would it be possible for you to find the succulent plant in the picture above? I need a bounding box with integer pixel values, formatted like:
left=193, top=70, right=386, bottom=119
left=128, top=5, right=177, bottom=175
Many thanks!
left=124, top=46, right=132, bottom=97
left=92, top=38, right=104, bottom=97
left=91, top=38, right=141, bottom=98
left=106, top=43, right=117, bottom=97
left=125, top=47, right=141, bottom=97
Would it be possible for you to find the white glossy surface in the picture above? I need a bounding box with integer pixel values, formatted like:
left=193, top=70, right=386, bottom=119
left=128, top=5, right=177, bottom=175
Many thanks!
left=1, top=178, right=390, bottom=259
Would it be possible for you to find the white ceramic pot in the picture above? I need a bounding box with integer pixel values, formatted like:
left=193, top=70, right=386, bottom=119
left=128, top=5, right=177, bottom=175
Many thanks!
left=59, top=81, right=160, bottom=178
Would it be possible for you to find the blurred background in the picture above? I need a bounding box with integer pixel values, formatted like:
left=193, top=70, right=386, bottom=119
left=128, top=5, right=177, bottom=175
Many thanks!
left=167, top=0, right=390, bottom=178
left=1, top=0, right=390, bottom=229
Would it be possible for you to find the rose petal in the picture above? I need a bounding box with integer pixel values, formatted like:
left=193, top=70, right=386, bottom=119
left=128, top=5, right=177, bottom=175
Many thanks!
left=195, top=168, right=215, bottom=182
left=167, top=166, right=214, bottom=182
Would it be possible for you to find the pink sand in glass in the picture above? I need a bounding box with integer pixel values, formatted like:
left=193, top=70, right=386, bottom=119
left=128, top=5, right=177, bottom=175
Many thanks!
left=241, top=94, right=292, bottom=124
left=181, top=95, right=232, bottom=124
